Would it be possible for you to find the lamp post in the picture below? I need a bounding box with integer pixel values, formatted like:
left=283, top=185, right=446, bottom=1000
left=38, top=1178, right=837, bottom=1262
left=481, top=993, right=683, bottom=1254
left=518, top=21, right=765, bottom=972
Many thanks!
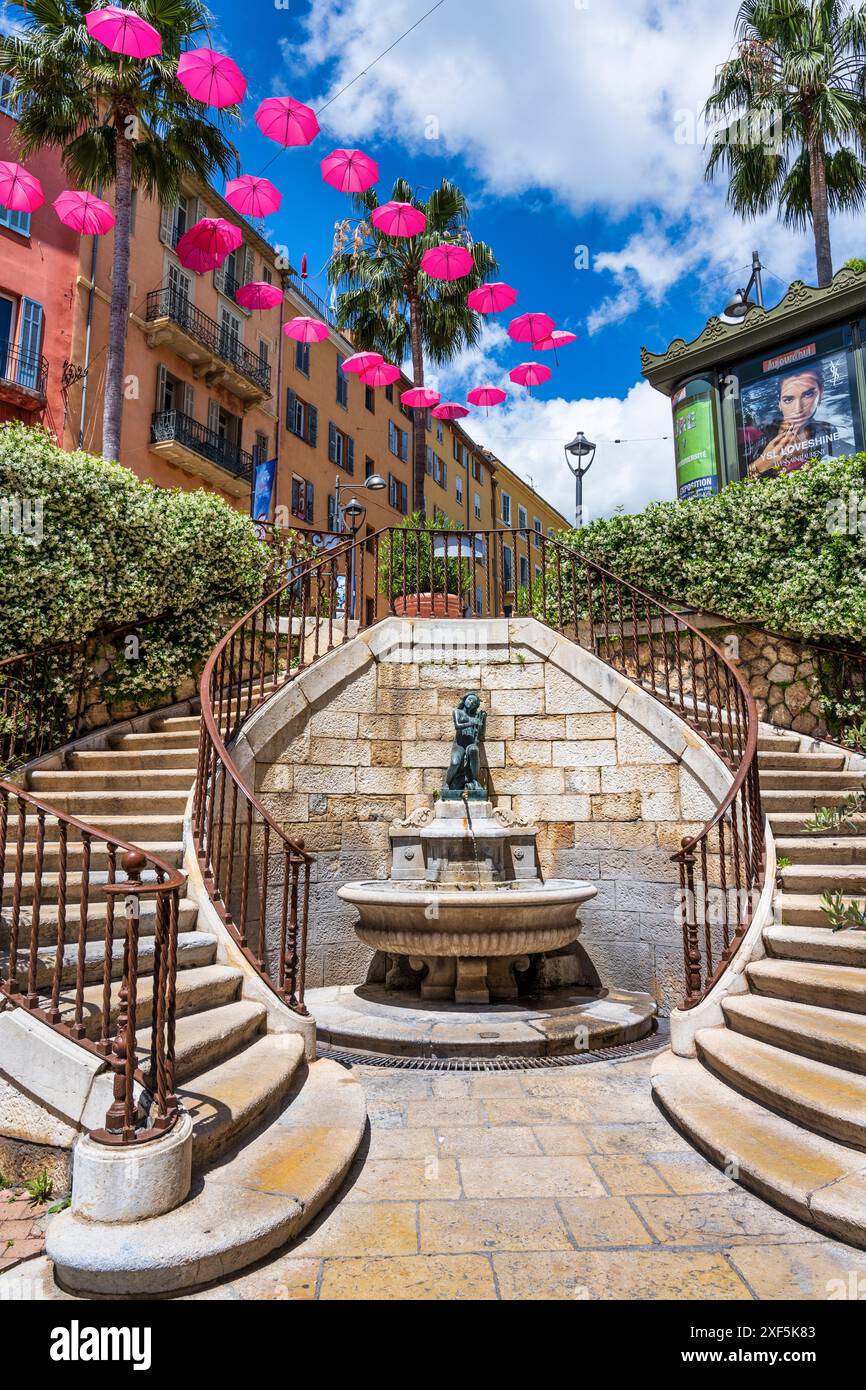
left=333, top=471, right=386, bottom=534
left=721, top=251, right=764, bottom=322
left=564, top=431, right=597, bottom=528
left=341, top=497, right=366, bottom=621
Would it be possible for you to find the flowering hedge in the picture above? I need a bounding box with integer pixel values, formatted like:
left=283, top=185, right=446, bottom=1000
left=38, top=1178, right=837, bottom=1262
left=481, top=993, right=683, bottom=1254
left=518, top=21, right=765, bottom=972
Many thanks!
left=565, top=455, right=866, bottom=647
left=0, top=423, right=269, bottom=705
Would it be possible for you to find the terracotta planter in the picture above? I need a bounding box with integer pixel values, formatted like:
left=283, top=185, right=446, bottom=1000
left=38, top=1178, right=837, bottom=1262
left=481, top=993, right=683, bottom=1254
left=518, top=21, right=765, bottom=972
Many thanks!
left=393, top=593, right=464, bottom=618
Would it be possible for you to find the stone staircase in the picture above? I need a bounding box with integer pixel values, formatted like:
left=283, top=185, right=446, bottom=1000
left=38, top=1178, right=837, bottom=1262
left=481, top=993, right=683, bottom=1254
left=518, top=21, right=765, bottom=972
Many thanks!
left=3, top=707, right=366, bottom=1295
left=654, top=726, right=866, bottom=1248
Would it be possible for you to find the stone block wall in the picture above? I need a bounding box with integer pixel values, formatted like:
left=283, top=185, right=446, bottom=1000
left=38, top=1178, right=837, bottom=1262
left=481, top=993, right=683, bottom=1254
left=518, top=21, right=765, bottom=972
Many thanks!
left=238, top=617, right=731, bottom=1014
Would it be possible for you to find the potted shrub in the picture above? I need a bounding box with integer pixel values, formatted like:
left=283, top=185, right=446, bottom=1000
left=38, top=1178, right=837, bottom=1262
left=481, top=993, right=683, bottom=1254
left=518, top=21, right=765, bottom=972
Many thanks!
left=378, top=514, right=474, bottom=618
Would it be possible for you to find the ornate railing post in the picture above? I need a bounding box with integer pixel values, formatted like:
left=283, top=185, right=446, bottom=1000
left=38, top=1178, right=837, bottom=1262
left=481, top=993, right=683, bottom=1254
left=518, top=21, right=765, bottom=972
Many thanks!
left=99, top=851, right=145, bottom=1144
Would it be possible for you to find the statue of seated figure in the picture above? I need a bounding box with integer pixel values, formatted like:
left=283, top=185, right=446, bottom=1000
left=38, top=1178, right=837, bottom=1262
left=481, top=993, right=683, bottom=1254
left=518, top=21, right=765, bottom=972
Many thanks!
left=443, top=693, right=487, bottom=800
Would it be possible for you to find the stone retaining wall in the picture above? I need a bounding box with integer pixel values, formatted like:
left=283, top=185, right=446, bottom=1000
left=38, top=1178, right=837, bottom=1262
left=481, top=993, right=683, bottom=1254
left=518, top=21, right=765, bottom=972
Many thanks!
left=238, top=617, right=731, bottom=1014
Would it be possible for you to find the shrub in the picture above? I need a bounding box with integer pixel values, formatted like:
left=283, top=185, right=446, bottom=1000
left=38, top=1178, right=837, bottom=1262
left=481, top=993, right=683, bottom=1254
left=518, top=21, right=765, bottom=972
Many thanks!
left=0, top=423, right=269, bottom=707
left=378, top=512, right=475, bottom=603
left=561, top=455, right=866, bottom=646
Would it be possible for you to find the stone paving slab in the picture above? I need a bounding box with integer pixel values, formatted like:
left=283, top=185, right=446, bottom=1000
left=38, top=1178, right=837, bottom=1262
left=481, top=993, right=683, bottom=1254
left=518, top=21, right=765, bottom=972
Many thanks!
left=0, top=1192, right=48, bottom=1275
left=7, top=1049, right=866, bottom=1301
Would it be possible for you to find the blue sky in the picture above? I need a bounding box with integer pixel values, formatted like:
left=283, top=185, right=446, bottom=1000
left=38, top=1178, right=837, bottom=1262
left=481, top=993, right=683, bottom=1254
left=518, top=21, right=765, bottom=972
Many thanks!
left=209, top=0, right=863, bottom=521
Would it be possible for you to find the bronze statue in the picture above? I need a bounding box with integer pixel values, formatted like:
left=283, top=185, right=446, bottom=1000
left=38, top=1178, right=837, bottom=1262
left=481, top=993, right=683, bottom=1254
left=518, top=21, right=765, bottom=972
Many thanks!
left=443, top=693, right=487, bottom=800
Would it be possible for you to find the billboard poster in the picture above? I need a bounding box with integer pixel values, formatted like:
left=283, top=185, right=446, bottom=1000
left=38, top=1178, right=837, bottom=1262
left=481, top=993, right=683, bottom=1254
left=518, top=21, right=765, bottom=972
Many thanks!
left=251, top=456, right=277, bottom=524
left=735, top=339, right=859, bottom=480
left=673, top=386, right=720, bottom=500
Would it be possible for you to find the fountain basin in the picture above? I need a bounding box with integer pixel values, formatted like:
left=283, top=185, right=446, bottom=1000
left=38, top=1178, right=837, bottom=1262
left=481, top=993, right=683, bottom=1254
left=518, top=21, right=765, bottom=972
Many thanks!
left=338, top=877, right=597, bottom=1004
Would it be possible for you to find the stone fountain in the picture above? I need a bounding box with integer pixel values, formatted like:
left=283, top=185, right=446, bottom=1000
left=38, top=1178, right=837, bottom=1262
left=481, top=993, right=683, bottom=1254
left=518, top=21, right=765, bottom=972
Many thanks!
left=338, top=692, right=598, bottom=1005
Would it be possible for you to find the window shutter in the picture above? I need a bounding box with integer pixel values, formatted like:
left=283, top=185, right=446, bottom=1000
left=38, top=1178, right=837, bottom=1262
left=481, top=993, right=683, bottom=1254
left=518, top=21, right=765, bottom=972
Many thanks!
left=328, top=421, right=337, bottom=463
left=285, top=387, right=297, bottom=433
left=182, top=382, right=195, bottom=418
left=159, top=201, right=176, bottom=247
left=244, top=245, right=254, bottom=283
left=346, top=436, right=355, bottom=474
left=305, top=482, right=314, bottom=525
left=16, top=298, right=43, bottom=389
left=155, top=363, right=167, bottom=412
left=401, top=431, right=409, bottom=463
left=207, top=398, right=220, bottom=437
left=308, top=405, right=318, bottom=448
left=426, top=446, right=433, bottom=475
left=443, top=462, right=448, bottom=489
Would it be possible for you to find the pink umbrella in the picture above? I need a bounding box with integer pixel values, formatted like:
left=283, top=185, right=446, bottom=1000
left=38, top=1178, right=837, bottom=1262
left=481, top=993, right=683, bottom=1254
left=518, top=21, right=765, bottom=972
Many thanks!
left=342, top=351, right=384, bottom=375
left=85, top=5, right=161, bottom=59
left=283, top=316, right=329, bottom=343
left=433, top=402, right=470, bottom=421
left=53, top=189, right=115, bottom=235
left=360, top=362, right=400, bottom=388
left=533, top=329, right=577, bottom=351
left=421, top=244, right=475, bottom=281
left=0, top=162, right=44, bottom=213
left=508, top=311, right=555, bottom=344
left=235, top=281, right=283, bottom=312
left=371, top=201, right=427, bottom=238
left=177, top=48, right=247, bottom=109
left=224, top=175, right=282, bottom=218
left=467, top=282, right=517, bottom=315
left=467, top=385, right=507, bottom=415
left=510, top=362, right=552, bottom=394
left=401, top=387, right=441, bottom=409
left=321, top=148, right=379, bottom=194
left=255, top=96, right=320, bottom=147
left=176, top=217, right=242, bottom=272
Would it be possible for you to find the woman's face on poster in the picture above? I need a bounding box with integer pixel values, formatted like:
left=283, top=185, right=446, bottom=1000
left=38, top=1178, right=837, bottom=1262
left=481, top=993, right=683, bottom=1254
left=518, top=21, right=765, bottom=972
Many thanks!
left=777, top=371, right=822, bottom=427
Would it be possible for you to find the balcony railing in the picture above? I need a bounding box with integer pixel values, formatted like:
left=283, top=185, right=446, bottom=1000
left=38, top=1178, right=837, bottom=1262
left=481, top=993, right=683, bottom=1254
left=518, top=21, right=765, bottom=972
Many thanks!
left=150, top=409, right=253, bottom=484
left=0, top=341, right=48, bottom=398
left=285, top=273, right=338, bottom=329
left=144, top=287, right=271, bottom=394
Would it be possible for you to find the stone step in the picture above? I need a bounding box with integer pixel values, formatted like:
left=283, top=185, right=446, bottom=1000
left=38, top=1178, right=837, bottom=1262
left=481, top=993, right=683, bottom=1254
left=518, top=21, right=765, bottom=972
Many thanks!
left=747, top=957, right=866, bottom=1014
left=152, top=716, right=201, bottom=734
left=696, top=1027, right=866, bottom=1148
left=759, top=769, right=866, bottom=791
left=774, top=835, right=866, bottom=866
left=779, top=863, right=866, bottom=895
left=136, top=999, right=266, bottom=1086
left=28, top=789, right=190, bottom=817
left=763, top=923, right=866, bottom=967
left=0, top=895, right=199, bottom=947
left=762, top=789, right=859, bottom=813
left=776, top=891, right=864, bottom=927
left=3, top=839, right=184, bottom=873
left=68, top=748, right=200, bottom=772
left=5, top=929, right=215, bottom=991
left=30, top=770, right=195, bottom=793
left=21, top=814, right=186, bottom=843
left=182, top=1033, right=305, bottom=1171
left=58, top=963, right=244, bottom=1041
left=757, top=734, right=801, bottom=753
left=724, top=993, right=866, bottom=1074
left=651, top=1050, right=866, bottom=1248
left=109, top=730, right=200, bottom=751
left=758, top=751, right=847, bottom=771
left=768, top=812, right=866, bottom=837
left=47, top=1056, right=367, bottom=1296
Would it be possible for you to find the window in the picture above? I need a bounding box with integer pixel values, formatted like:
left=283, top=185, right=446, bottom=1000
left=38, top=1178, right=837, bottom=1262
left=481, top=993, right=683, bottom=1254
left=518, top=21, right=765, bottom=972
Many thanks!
left=534, top=517, right=542, bottom=548
left=206, top=399, right=242, bottom=456
left=0, top=75, right=27, bottom=118
left=14, top=297, right=43, bottom=390
left=474, top=492, right=482, bottom=521
left=425, top=409, right=433, bottom=433
left=258, top=339, right=270, bottom=373
left=285, top=388, right=318, bottom=446
left=472, top=457, right=482, bottom=481
left=291, top=475, right=314, bottom=523
left=385, top=384, right=394, bottom=403
left=328, top=421, right=354, bottom=472
left=155, top=363, right=194, bottom=418
left=365, top=456, right=375, bottom=479
left=436, top=421, right=444, bottom=444
left=389, top=420, right=409, bottom=461
left=501, top=492, right=512, bottom=525
left=519, top=554, right=529, bottom=588
left=463, top=446, right=470, bottom=469
left=426, top=445, right=433, bottom=476
left=388, top=472, right=408, bottom=515
left=502, top=544, right=513, bottom=592
left=0, top=204, right=31, bottom=236
left=453, top=436, right=460, bottom=461
left=254, top=430, right=270, bottom=465
left=262, top=264, right=273, bottom=285
left=160, top=194, right=193, bottom=249
left=295, top=339, right=310, bottom=376
left=518, top=505, right=528, bottom=532
left=336, top=355, right=349, bottom=408
left=456, top=474, right=464, bottom=505
left=219, top=305, right=242, bottom=357
left=165, top=258, right=192, bottom=307
left=365, top=384, right=375, bottom=413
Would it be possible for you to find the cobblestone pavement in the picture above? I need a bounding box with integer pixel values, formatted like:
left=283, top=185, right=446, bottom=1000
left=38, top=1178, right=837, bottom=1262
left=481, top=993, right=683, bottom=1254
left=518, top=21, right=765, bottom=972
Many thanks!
left=0, top=1192, right=47, bottom=1275
left=5, top=1052, right=866, bottom=1301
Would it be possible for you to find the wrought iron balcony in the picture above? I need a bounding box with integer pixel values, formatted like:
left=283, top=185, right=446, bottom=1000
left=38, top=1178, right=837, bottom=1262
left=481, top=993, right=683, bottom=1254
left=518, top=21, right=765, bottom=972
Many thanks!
left=144, top=287, right=271, bottom=398
left=0, top=341, right=48, bottom=404
left=150, top=410, right=253, bottom=490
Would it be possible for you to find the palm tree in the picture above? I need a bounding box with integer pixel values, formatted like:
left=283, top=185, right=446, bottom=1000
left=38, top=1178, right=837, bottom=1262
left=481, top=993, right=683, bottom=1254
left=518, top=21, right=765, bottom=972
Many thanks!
left=328, top=177, right=498, bottom=518
left=704, top=0, right=866, bottom=288
left=0, top=0, right=238, bottom=462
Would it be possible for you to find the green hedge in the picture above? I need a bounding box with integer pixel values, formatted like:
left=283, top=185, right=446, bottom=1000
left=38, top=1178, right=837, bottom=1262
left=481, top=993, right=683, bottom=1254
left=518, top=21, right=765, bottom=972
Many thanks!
left=0, top=422, right=269, bottom=705
left=563, top=455, right=866, bottom=647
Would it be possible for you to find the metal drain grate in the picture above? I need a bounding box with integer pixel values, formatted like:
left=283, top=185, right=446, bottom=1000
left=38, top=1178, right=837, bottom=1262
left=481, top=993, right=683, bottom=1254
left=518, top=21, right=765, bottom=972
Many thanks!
left=317, top=1020, right=669, bottom=1072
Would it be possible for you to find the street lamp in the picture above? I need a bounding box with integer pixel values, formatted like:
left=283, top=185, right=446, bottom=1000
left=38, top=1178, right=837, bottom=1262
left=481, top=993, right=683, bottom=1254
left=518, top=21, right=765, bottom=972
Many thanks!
left=721, top=251, right=764, bottom=323
left=341, top=497, right=367, bottom=621
left=564, top=431, right=597, bottom=528
left=333, top=472, right=385, bottom=533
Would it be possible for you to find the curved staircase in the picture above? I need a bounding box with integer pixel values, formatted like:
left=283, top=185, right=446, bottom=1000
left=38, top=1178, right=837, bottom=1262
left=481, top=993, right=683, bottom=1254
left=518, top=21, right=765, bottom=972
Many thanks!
left=2, top=707, right=366, bottom=1296
left=654, top=725, right=866, bottom=1248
